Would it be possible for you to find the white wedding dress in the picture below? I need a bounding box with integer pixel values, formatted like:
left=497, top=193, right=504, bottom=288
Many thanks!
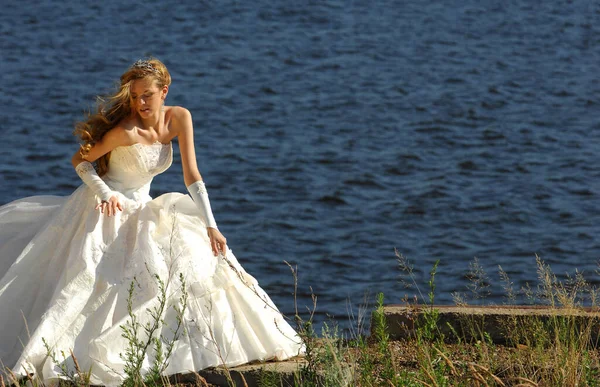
left=0, top=142, right=303, bottom=386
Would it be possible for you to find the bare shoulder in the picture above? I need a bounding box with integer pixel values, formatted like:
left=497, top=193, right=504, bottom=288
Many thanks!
left=168, top=106, right=193, bottom=136
left=170, top=106, right=192, bottom=123
left=100, top=126, right=135, bottom=147
left=79, top=126, right=133, bottom=162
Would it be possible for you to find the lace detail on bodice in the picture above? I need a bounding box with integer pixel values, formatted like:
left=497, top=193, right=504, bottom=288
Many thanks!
left=103, top=142, right=173, bottom=200
left=109, top=142, right=172, bottom=177
left=141, top=143, right=173, bottom=176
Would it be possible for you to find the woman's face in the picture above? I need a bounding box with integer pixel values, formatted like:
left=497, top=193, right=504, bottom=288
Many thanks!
left=130, top=78, right=167, bottom=118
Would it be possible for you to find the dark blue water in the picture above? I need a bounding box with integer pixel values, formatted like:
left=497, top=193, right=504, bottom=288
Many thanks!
left=1, top=0, right=600, bottom=331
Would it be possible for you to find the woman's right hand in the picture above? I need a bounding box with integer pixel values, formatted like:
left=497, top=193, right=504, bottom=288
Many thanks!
left=95, top=195, right=123, bottom=217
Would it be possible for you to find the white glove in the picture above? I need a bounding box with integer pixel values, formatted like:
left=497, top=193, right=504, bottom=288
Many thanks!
left=187, top=180, right=218, bottom=229
left=75, top=161, right=115, bottom=202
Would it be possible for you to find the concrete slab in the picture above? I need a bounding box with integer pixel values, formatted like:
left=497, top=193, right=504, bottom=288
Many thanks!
left=168, top=356, right=352, bottom=387
left=168, top=358, right=307, bottom=386
left=376, top=305, right=600, bottom=344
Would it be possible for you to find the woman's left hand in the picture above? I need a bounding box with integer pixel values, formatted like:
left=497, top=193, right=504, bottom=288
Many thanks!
left=207, top=227, right=227, bottom=256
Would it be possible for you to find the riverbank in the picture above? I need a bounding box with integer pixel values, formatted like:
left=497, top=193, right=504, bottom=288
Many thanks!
left=6, top=256, right=600, bottom=386
left=165, top=301, right=600, bottom=386
left=215, top=255, right=600, bottom=386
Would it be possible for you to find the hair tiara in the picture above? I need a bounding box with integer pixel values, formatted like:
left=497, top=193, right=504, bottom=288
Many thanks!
left=130, top=59, right=159, bottom=74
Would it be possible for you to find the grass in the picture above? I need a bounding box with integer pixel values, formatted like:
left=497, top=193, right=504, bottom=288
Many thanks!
left=283, top=252, right=600, bottom=387
left=375, top=252, right=600, bottom=387
left=4, top=250, right=600, bottom=386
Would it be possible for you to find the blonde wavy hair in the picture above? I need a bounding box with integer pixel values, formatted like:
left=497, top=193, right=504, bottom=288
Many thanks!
left=74, top=58, right=172, bottom=176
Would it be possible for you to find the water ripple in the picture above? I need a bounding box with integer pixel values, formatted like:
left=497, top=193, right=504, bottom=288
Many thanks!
left=1, top=0, right=599, bottom=328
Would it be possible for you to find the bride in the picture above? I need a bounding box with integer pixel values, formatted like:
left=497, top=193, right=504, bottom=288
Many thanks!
left=0, top=58, right=303, bottom=385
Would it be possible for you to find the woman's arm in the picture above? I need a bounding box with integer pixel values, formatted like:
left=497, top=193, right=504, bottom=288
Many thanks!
left=71, top=128, right=130, bottom=216
left=173, top=107, right=227, bottom=255
left=71, top=127, right=130, bottom=167
left=173, top=107, right=203, bottom=186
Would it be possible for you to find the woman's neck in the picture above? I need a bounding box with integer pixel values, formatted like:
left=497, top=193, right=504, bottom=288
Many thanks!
left=139, top=110, right=163, bottom=132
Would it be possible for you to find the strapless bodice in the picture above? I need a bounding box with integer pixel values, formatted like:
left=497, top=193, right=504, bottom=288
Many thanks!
left=103, top=142, right=173, bottom=201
